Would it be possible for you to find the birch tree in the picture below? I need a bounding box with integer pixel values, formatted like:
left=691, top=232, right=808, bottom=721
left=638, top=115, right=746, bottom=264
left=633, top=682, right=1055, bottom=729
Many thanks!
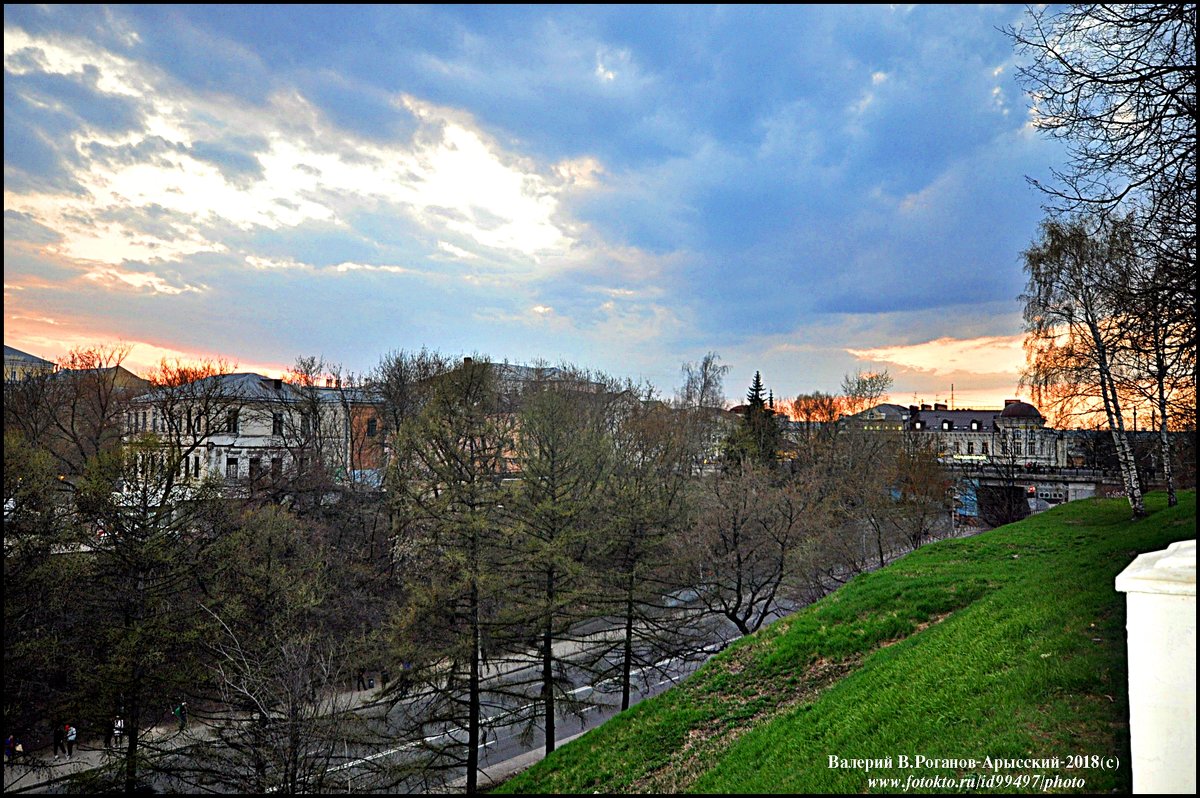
left=1021, top=215, right=1146, bottom=518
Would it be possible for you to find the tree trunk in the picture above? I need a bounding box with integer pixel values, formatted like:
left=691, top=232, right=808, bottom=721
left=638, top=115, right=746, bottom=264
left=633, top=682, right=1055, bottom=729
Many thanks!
left=1090, top=321, right=1146, bottom=518
left=1155, top=372, right=1177, bottom=507
left=123, top=700, right=139, bottom=794
left=542, top=567, right=556, bottom=755
left=467, top=574, right=480, bottom=795
left=621, top=579, right=635, bottom=712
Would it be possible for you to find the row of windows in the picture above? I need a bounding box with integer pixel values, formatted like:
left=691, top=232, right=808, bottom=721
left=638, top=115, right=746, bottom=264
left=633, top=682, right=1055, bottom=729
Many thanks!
left=226, top=456, right=285, bottom=480
left=952, top=440, right=1044, bottom=456
left=998, top=439, right=1045, bottom=456
left=130, top=449, right=327, bottom=482
left=128, top=407, right=377, bottom=437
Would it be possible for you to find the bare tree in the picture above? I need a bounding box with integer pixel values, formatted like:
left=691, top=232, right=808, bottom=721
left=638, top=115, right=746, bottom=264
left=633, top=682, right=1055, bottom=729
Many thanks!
left=178, top=505, right=402, bottom=794
left=971, top=438, right=1034, bottom=528
left=839, top=369, right=893, bottom=419
left=373, top=348, right=451, bottom=439
left=886, top=433, right=953, bottom=549
left=674, top=352, right=731, bottom=474
left=1009, top=4, right=1196, bottom=412
left=787, top=392, right=840, bottom=455
left=680, top=464, right=809, bottom=637
left=2, top=344, right=140, bottom=481
left=1008, top=5, right=1195, bottom=243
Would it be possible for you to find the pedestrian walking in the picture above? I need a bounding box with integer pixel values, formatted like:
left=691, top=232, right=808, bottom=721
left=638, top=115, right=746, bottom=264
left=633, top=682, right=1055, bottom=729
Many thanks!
left=111, top=716, right=124, bottom=749
left=356, top=669, right=367, bottom=691
left=4, top=734, right=18, bottom=763
left=173, top=702, right=188, bottom=731
left=52, top=724, right=66, bottom=759
left=65, top=724, right=77, bottom=758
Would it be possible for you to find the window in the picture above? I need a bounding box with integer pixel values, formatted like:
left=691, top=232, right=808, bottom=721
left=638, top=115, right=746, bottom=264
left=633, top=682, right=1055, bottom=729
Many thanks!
left=982, top=441, right=989, bottom=455
left=271, top=457, right=283, bottom=481
left=193, top=455, right=201, bottom=478
left=971, top=420, right=980, bottom=431
left=967, top=442, right=975, bottom=454
left=272, top=412, right=284, bottom=436
left=301, top=414, right=310, bottom=435
left=914, top=420, right=924, bottom=430
left=225, top=458, right=239, bottom=479
left=249, top=457, right=262, bottom=480
left=366, top=417, right=378, bottom=437
left=226, top=410, right=240, bottom=435
left=942, top=420, right=952, bottom=431
left=953, top=441, right=960, bottom=454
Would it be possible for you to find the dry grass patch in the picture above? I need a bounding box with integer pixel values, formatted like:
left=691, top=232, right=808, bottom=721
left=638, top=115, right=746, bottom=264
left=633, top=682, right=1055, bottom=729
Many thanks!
left=632, top=654, right=860, bottom=794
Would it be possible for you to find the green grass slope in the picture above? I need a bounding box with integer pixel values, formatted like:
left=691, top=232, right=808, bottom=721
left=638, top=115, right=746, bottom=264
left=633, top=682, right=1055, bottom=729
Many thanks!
left=498, top=492, right=1196, bottom=794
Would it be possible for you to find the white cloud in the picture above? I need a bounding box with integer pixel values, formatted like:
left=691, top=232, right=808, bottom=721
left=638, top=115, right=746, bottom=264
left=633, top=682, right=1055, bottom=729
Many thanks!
left=4, top=27, right=147, bottom=97
left=245, top=255, right=309, bottom=271
left=5, top=29, right=603, bottom=281
left=82, top=265, right=206, bottom=295
left=594, top=46, right=632, bottom=84
left=437, top=241, right=478, bottom=260
left=330, top=261, right=413, bottom=275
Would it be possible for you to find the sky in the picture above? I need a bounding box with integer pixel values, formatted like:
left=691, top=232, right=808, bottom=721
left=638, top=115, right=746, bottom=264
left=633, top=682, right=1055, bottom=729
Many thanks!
left=3, top=4, right=1069, bottom=409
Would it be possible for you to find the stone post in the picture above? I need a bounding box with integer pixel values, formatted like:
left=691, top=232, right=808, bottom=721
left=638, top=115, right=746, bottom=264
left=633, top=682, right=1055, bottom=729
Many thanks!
left=1115, top=539, right=1196, bottom=794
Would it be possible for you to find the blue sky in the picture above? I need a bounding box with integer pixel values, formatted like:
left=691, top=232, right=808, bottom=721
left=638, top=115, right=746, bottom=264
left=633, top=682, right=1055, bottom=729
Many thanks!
left=3, top=4, right=1066, bottom=407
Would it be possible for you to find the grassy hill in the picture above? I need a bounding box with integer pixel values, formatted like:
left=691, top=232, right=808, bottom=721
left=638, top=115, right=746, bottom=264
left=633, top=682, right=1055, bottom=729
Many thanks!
left=498, top=492, right=1196, bottom=794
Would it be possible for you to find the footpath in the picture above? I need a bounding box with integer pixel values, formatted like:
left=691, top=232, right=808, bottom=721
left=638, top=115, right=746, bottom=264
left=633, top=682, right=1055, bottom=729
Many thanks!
left=0, top=682, right=388, bottom=794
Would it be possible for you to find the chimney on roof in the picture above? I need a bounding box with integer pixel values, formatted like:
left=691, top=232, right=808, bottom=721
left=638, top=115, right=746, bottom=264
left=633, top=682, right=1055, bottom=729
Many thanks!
left=1004, top=398, right=1019, bottom=406
left=272, top=378, right=282, bottom=390
left=920, top=403, right=932, bottom=411
left=909, top=405, right=919, bottom=414
left=934, top=402, right=948, bottom=411
left=463, top=357, right=473, bottom=366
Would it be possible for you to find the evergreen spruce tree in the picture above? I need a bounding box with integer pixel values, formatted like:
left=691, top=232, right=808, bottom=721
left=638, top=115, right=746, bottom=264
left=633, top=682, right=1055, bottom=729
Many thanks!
left=725, top=372, right=781, bottom=466
left=747, top=371, right=766, bottom=409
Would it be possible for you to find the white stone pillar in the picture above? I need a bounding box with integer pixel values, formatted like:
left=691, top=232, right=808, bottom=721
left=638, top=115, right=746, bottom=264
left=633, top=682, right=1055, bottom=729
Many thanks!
left=1115, top=539, right=1196, bottom=794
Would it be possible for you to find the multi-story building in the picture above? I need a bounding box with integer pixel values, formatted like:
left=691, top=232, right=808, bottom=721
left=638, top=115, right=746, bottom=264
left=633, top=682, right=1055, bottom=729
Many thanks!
left=3, top=344, right=55, bottom=383
left=904, top=399, right=1062, bottom=468
left=843, top=399, right=1061, bottom=467
left=125, top=372, right=385, bottom=492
